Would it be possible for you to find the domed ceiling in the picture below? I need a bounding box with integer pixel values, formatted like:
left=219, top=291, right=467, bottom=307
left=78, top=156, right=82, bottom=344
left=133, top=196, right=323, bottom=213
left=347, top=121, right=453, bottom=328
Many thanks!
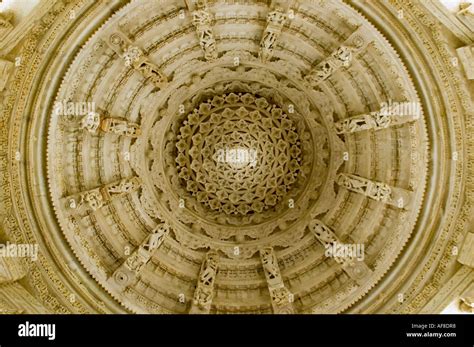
left=0, top=0, right=473, bottom=314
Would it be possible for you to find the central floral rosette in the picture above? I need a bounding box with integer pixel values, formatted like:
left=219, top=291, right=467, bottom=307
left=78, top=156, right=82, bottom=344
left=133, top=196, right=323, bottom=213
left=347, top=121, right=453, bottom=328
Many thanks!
left=175, top=92, right=302, bottom=216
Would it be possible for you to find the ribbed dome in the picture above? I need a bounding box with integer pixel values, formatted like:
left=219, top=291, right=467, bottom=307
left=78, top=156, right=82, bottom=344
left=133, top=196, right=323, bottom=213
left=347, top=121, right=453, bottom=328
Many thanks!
left=0, top=0, right=472, bottom=315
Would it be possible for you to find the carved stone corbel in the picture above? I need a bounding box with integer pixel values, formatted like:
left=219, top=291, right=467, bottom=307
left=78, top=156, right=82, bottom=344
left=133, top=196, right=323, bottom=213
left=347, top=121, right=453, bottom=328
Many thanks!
left=259, top=9, right=288, bottom=61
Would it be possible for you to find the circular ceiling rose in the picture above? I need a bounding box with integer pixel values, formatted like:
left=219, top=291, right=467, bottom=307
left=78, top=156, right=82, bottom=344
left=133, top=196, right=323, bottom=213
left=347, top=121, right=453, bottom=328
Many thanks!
left=175, top=93, right=303, bottom=217
left=139, top=73, right=329, bottom=249
left=1, top=0, right=472, bottom=315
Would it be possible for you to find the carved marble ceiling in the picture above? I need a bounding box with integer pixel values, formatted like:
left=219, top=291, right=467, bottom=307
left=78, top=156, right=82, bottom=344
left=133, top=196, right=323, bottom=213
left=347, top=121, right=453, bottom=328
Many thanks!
left=0, top=0, right=473, bottom=314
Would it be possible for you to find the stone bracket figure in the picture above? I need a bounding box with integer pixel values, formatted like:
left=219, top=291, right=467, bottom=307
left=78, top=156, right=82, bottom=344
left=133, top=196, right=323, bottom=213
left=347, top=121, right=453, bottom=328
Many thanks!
left=190, top=250, right=219, bottom=314
left=64, top=177, right=142, bottom=212
left=309, top=219, right=373, bottom=285
left=336, top=173, right=413, bottom=209
left=108, top=223, right=170, bottom=291
left=107, top=31, right=167, bottom=89
left=336, top=173, right=392, bottom=203
left=187, top=0, right=218, bottom=61
left=0, top=11, right=14, bottom=39
left=259, top=9, right=288, bottom=62
left=80, top=111, right=141, bottom=138
left=260, top=247, right=295, bottom=313
left=334, top=105, right=420, bottom=134
left=305, top=26, right=372, bottom=86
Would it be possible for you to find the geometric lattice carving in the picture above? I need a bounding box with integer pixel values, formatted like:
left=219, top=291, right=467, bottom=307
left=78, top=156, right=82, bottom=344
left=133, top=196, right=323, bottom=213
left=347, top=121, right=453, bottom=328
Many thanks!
left=65, top=177, right=142, bottom=212
left=305, top=26, right=372, bottom=87
left=259, top=8, right=288, bottom=61
left=175, top=93, right=301, bottom=217
left=190, top=250, right=219, bottom=314
left=260, top=247, right=295, bottom=314
left=186, top=0, right=218, bottom=61
left=108, top=223, right=170, bottom=291
left=80, top=111, right=141, bottom=138
left=309, top=220, right=372, bottom=285
left=336, top=173, right=412, bottom=209
left=107, top=31, right=167, bottom=89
